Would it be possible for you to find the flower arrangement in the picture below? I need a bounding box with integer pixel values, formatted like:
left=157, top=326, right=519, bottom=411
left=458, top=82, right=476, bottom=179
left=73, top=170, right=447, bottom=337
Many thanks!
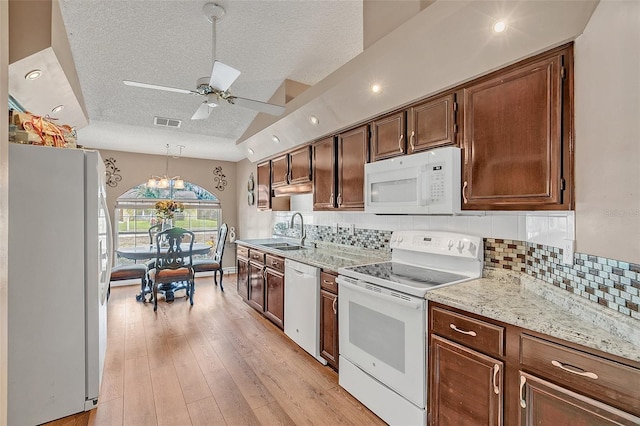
left=155, top=200, right=184, bottom=220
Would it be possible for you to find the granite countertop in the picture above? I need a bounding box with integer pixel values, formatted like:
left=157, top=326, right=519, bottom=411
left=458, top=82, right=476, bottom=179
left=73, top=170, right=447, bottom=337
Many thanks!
left=426, top=269, right=640, bottom=363
left=235, top=238, right=390, bottom=272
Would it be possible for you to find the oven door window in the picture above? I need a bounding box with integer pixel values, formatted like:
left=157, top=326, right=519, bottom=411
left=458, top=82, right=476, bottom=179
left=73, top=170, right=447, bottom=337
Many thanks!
left=339, top=282, right=426, bottom=408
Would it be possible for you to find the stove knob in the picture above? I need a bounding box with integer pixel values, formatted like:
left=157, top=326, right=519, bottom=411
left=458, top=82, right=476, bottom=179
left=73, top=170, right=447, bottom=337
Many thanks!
left=447, top=239, right=453, bottom=249
left=457, top=240, right=465, bottom=253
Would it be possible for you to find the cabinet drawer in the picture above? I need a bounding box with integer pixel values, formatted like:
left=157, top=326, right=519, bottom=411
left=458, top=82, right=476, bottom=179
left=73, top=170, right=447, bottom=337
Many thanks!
left=237, top=245, right=249, bottom=259
left=430, top=307, right=504, bottom=358
left=320, top=272, right=338, bottom=293
left=520, top=334, right=640, bottom=415
left=249, top=249, right=265, bottom=263
left=265, top=254, right=285, bottom=273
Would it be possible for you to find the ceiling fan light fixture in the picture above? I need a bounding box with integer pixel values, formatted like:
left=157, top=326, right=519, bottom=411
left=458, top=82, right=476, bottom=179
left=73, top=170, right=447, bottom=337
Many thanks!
left=203, top=2, right=226, bottom=24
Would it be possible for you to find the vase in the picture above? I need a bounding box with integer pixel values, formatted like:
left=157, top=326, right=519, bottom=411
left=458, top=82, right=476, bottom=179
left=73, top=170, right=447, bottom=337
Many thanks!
left=161, top=218, right=173, bottom=232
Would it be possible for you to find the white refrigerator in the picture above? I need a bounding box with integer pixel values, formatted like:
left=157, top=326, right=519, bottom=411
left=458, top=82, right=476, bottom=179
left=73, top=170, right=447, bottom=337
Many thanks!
left=8, top=143, right=113, bottom=425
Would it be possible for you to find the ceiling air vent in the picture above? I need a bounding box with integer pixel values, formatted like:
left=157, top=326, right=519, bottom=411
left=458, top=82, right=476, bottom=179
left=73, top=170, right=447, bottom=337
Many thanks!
left=154, top=116, right=182, bottom=128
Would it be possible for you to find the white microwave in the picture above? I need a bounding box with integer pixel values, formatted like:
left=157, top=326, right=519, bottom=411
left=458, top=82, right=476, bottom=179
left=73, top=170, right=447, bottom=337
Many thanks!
left=364, top=147, right=461, bottom=214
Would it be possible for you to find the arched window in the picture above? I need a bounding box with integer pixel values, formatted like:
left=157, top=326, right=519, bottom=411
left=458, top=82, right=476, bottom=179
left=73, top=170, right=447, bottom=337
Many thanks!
left=114, top=182, right=221, bottom=262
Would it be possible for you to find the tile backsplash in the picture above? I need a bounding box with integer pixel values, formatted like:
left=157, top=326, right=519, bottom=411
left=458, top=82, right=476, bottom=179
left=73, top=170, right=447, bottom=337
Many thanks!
left=271, top=209, right=638, bottom=320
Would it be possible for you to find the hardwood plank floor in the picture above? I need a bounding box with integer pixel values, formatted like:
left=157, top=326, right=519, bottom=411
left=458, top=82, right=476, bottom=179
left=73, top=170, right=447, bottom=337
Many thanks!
left=44, top=274, right=386, bottom=426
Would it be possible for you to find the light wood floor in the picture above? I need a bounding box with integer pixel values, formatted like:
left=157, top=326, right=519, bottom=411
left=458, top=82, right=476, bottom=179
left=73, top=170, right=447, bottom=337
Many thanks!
left=44, top=274, right=385, bottom=426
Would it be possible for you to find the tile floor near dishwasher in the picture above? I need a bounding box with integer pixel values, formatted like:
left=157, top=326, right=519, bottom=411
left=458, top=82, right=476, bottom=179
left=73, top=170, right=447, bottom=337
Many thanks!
left=44, top=274, right=384, bottom=426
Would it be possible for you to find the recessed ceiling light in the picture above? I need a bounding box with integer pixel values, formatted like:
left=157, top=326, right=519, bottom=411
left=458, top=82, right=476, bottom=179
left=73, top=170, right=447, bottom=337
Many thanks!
left=492, top=20, right=508, bottom=33
left=309, top=115, right=319, bottom=125
left=247, top=148, right=255, bottom=155
left=371, top=84, right=381, bottom=94
left=25, top=69, right=42, bottom=80
left=272, top=135, right=280, bottom=143
left=51, top=105, right=65, bottom=113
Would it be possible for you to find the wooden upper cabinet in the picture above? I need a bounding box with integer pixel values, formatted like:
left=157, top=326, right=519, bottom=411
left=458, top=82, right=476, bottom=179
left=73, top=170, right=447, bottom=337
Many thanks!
left=408, top=92, right=457, bottom=154
left=337, top=125, right=368, bottom=210
left=256, top=161, right=271, bottom=210
left=270, top=155, right=288, bottom=188
left=289, top=146, right=312, bottom=185
left=371, top=111, right=406, bottom=161
left=313, top=137, right=336, bottom=210
left=462, top=44, right=573, bottom=210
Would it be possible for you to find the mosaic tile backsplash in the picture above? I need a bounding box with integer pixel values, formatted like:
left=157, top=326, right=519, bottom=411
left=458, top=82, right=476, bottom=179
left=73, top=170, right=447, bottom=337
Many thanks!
left=273, top=221, right=639, bottom=320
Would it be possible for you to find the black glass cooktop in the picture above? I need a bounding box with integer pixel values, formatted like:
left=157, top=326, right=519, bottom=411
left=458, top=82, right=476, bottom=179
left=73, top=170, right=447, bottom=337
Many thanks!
left=345, top=262, right=469, bottom=288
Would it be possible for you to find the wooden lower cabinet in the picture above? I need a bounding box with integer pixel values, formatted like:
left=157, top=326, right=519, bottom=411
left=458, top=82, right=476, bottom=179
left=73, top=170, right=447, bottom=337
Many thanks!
left=236, top=256, right=249, bottom=300
left=428, top=303, right=640, bottom=426
left=429, top=335, right=503, bottom=426
left=248, top=260, right=265, bottom=312
left=264, top=267, right=284, bottom=329
left=319, top=271, right=339, bottom=370
left=519, top=371, right=640, bottom=426
left=320, top=289, right=338, bottom=369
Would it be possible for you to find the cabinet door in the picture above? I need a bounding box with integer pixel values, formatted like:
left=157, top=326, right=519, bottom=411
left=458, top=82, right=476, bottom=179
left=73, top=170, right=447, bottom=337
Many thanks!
left=289, top=146, right=312, bottom=184
left=256, top=162, right=271, bottom=210
left=271, top=155, right=289, bottom=188
left=313, top=137, right=336, bottom=210
left=462, top=47, right=570, bottom=210
left=518, top=372, right=640, bottom=426
left=337, top=125, right=368, bottom=210
left=264, top=268, right=284, bottom=329
left=371, top=111, right=406, bottom=161
left=236, top=257, right=249, bottom=300
left=430, top=335, right=503, bottom=426
left=320, top=289, right=338, bottom=369
left=248, top=261, right=265, bottom=312
left=408, top=93, right=457, bottom=153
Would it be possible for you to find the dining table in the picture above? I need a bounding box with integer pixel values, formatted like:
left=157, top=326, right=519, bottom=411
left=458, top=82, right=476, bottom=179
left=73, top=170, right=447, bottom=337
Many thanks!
left=116, top=243, right=212, bottom=261
left=116, top=243, right=211, bottom=303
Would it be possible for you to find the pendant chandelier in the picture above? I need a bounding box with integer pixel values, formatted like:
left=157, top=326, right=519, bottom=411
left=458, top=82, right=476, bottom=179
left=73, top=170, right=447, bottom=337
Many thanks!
left=147, top=144, right=185, bottom=189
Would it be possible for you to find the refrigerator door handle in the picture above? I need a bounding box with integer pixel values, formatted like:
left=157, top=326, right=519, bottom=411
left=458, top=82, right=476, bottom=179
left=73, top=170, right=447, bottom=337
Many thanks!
left=100, top=191, right=113, bottom=305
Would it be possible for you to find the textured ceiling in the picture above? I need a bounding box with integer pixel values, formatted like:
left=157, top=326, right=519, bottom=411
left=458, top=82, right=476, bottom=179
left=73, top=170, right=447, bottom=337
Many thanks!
left=59, top=0, right=363, bottom=161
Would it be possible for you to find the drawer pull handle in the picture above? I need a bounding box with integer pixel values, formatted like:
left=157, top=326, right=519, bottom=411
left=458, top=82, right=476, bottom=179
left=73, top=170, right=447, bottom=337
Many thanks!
left=519, top=376, right=527, bottom=408
left=492, top=364, right=500, bottom=394
left=323, top=280, right=333, bottom=284
left=449, top=323, right=477, bottom=336
left=551, top=360, right=599, bottom=379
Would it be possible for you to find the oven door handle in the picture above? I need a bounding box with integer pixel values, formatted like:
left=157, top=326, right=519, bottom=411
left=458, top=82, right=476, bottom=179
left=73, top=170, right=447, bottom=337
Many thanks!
left=337, top=277, right=423, bottom=310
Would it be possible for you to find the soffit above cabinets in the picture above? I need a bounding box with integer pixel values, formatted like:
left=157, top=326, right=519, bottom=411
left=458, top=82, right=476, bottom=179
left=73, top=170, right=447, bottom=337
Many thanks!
left=238, top=0, right=599, bottom=163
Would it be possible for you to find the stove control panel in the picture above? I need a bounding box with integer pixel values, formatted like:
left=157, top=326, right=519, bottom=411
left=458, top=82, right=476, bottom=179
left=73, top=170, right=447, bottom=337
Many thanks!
left=390, top=230, right=483, bottom=260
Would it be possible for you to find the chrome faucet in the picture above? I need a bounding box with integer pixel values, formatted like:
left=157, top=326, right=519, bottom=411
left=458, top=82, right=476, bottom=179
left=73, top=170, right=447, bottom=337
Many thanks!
left=290, top=212, right=306, bottom=247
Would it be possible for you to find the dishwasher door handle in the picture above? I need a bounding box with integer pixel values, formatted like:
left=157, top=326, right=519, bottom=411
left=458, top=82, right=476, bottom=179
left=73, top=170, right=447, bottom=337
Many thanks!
left=337, top=277, right=423, bottom=310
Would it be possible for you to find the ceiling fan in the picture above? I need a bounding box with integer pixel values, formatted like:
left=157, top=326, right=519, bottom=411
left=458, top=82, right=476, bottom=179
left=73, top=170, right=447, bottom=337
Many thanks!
left=123, top=3, right=285, bottom=120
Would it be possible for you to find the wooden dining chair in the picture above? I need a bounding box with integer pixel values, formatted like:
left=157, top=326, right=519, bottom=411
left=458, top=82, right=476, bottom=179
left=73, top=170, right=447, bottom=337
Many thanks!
left=110, top=263, right=148, bottom=301
left=148, top=227, right=195, bottom=312
left=192, top=223, right=228, bottom=291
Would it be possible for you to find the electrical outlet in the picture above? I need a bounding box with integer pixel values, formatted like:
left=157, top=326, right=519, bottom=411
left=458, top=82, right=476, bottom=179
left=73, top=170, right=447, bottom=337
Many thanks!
left=348, top=224, right=355, bottom=235
left=562, top=239, right=575, bottom=265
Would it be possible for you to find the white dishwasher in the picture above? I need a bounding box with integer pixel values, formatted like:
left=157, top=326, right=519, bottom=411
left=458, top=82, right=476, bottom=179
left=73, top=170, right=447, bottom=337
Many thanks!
left=284, top=259, right=327, bottom=365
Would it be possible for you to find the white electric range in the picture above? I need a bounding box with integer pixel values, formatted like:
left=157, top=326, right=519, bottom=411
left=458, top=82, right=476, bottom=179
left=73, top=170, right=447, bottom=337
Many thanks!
left=337, top=230, right=484, bottom=425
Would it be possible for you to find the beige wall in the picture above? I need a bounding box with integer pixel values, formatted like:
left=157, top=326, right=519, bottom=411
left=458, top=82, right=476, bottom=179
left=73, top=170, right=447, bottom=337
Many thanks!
left=363, top=0, right=430, bottom=49
left=95, top=149, right=238, bottom=268
left=1, top=1, right=8, bottom=421
left=575, top=0, right=640, bottom=264
left=236, top=158, right=274, bottom=240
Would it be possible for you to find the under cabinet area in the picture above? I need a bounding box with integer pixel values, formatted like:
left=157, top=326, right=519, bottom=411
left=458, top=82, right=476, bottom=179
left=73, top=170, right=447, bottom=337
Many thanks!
left=319, top=271, right=339, bottom=370
left=428, top=303, right=640, bottom=426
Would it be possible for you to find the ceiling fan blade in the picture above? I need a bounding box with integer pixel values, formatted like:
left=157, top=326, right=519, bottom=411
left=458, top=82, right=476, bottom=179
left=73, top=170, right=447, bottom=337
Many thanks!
left=209, top=61, right=241, bottom=92
left=230, top=96, right=285, bottom=116
left=191, top=102, right=216, bottom=120
left=123, top=80, right=197, bottom=95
